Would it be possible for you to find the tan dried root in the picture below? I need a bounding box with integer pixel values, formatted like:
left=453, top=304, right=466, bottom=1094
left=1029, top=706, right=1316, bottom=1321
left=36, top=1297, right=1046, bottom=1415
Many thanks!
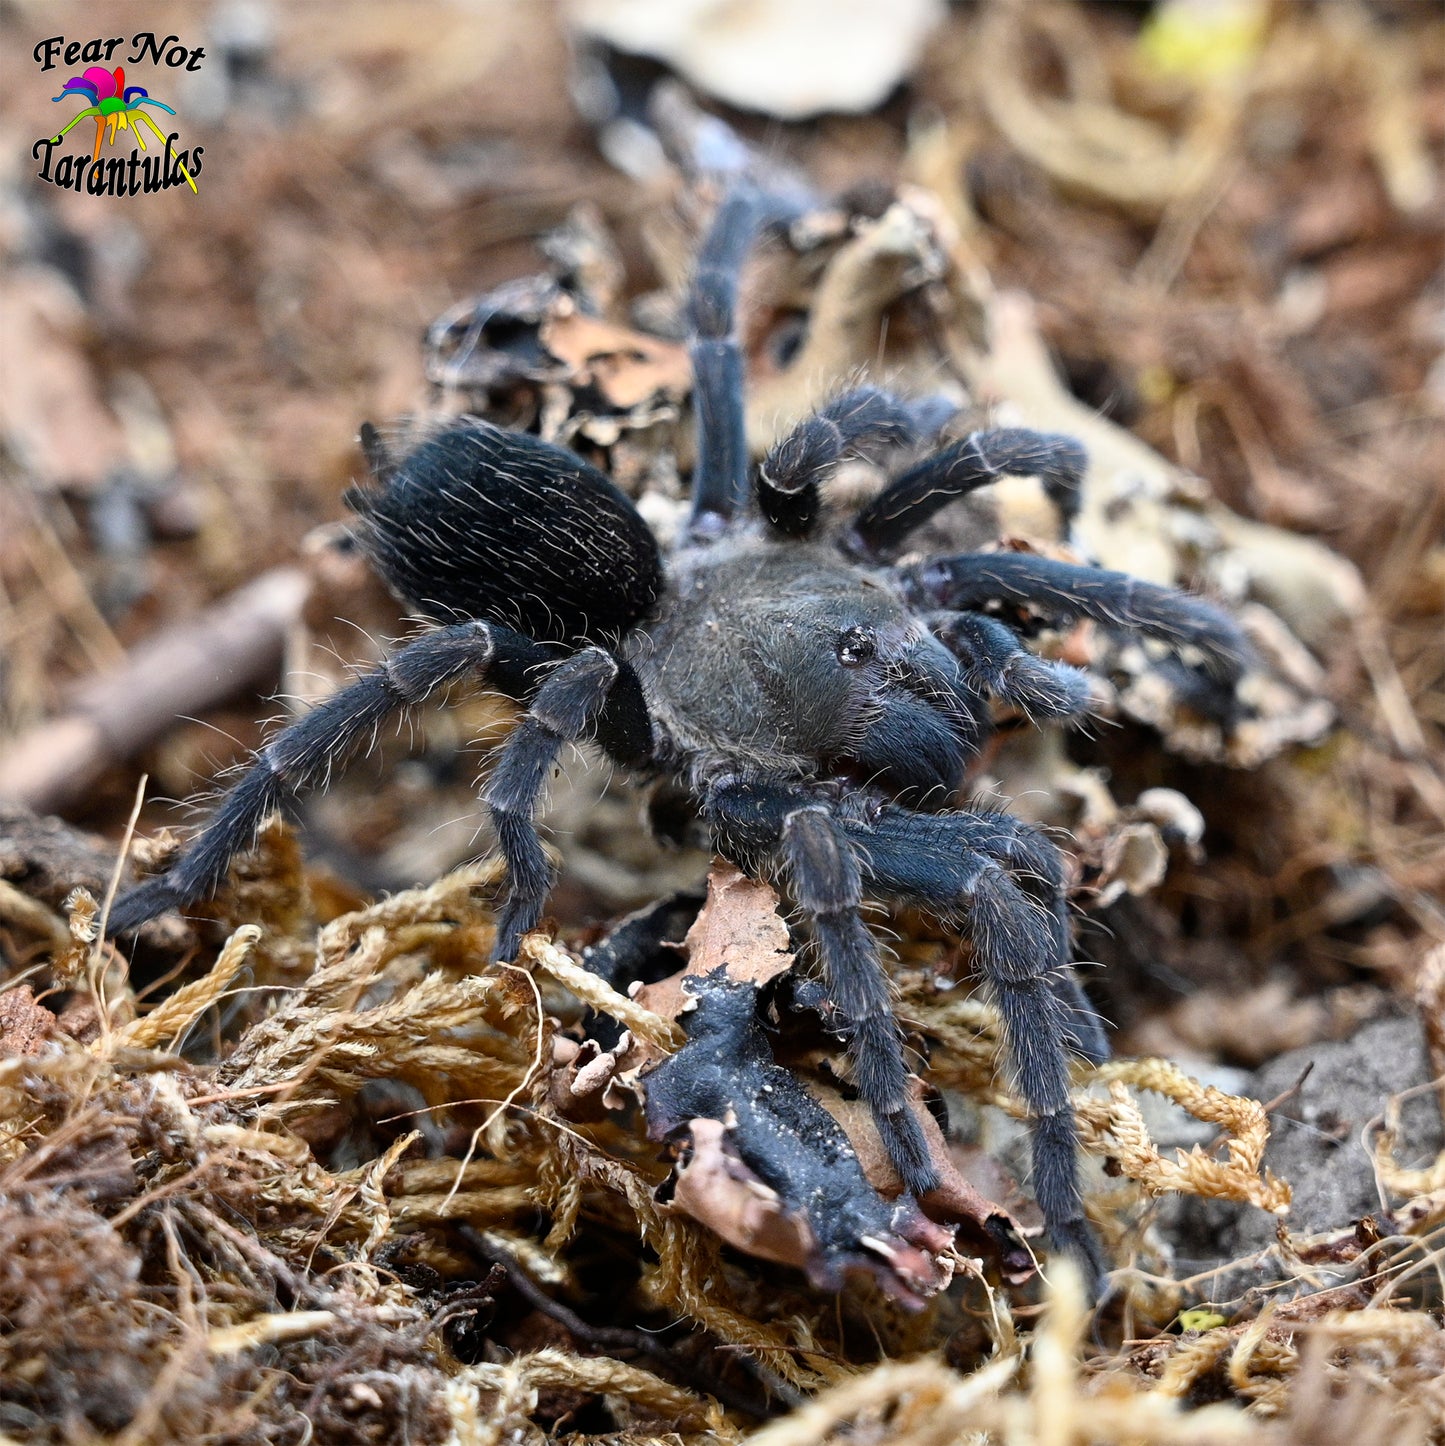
left=111, top=923, right=261, bottom=1052
left=1081, top=1059, right=1291, bottom=1214
left=1365, top=1078, right=1445, bottom=1238
left=910, top=984, right=1290, bottom=1216
left=523, top=934, right=684, bottom=1055
left=972, top=2, right=1232, bottom=219
left=0, top=877, right=71, bottom=954
left=447, top=1349, right=736, bottom=1446
left=967, top=1, right=1434, bottom=222
left=1113, top=1297, right=1445, bottom=1440
left=750, top=1273, right=1444, bottom=1443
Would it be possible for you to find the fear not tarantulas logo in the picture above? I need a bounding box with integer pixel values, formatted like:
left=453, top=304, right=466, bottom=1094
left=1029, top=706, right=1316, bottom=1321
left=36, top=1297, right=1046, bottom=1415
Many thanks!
left=31, top=32, right=205, bottom=197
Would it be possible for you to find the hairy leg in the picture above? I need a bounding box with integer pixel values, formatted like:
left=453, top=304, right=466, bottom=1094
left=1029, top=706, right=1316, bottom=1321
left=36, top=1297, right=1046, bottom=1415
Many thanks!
left=929, top=609, right=1092, bottom=723
left=918, top=805, right=1108, bottom=1068
left=704, top=777, right=937, bottom=1195
left=897, top=551, right=1249, bottom=679
left=108, top=621, right=553, bottom=935
left=844, top=428, right=1087, bottom=562
left=686, top=187, right=777, bottom=538
left=758, top=387, right=923, bottom=537
left=485, top=649, right=653, bottom=961
left=830, top=802, right=1108, bottom=1286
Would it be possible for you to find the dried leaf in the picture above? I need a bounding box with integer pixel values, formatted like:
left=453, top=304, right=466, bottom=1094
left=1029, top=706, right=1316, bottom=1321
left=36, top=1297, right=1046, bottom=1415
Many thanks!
left=813, top=1085, right=1035, bottom=1285
left=539, top=310, right=690, bottom=411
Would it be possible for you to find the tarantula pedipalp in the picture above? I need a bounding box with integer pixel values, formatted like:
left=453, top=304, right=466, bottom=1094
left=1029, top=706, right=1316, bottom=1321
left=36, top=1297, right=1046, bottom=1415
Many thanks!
left=109, top=184, right=1249, bottom=1287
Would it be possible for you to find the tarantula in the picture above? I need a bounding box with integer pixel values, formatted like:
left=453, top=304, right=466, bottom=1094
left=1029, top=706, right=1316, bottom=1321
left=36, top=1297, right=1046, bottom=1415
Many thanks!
left=109, top=185, right=1248, bottom=1285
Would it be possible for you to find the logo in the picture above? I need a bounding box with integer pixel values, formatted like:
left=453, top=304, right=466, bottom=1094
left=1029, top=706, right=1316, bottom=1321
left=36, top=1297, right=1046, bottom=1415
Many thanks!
left=31, top=32, right=205, bottom=197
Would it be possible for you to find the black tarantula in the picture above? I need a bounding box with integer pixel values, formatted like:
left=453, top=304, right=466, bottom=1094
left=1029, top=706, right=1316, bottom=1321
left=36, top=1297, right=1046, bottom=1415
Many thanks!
left=110, top=185, right=1248, bottom=1286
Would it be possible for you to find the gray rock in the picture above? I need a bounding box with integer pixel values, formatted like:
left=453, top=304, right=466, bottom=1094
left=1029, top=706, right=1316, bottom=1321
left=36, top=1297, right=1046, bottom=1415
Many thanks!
left=1168, top=1010, right=1441, bottom=1270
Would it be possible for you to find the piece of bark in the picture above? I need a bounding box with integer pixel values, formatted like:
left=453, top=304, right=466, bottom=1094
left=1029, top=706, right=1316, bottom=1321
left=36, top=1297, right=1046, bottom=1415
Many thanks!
left=0, top=985, right=59, bottom=1056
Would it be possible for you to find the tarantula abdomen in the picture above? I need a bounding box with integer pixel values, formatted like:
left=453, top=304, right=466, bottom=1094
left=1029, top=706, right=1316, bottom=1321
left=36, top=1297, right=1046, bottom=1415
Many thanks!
left=346, top=420, right=664, bottom=646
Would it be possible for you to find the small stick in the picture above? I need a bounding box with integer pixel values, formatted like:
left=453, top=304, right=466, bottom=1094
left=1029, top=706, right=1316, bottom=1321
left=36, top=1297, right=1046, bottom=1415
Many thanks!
left=0, top=567, right=309, bottom=814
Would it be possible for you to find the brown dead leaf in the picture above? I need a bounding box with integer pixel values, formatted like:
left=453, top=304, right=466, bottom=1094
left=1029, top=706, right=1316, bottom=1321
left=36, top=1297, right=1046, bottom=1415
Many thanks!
left=668, top=1116, right=819, bottom=1271
left=633, top=862, right=793, bottom=1025
left=680, top=864, right=794, bottom=986
left=540, top=311, right=690, bottom=411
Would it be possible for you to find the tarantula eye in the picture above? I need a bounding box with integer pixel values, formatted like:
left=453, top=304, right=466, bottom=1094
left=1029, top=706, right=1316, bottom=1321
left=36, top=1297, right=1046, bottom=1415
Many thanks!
left=836, top=626, right=877, bottom=667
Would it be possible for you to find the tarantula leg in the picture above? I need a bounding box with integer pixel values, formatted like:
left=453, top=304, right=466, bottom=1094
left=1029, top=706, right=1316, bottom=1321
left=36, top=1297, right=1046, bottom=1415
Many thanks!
left=843, top=428, right=1088, bottom=562
left=783, top=806, right=938, bottom=1191
left=107, top=621, right=553, bottom=936
left=1047, top=966, right=1110, bottom=1069
left=705, top=779, right=937, bottom=1197
left=830, top=804, right=1108, bottom=1287
left=930, top=610, right=1092, bottom=723
left=758, top=387, right=920, bottom=537
left=843, top=791, right=1108, bottom=1066
left=686, top=186, right=770, bottom=540
left=897, top=552, right=1250, bottom=679
left=686, top=185, right=813, bottom=539
left=484, top=648, right=653, bottom=962
left=919, top=806, right=1108, bottom=1067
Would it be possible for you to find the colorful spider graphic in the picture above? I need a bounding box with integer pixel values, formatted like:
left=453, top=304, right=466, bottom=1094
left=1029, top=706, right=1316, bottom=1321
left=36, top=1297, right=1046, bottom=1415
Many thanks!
left=50, top=65, right=197, bottom=193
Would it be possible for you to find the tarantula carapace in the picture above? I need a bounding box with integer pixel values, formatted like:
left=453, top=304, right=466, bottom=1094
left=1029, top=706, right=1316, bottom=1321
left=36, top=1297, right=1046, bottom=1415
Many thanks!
left=109, top=185, right=1248, bottom=1286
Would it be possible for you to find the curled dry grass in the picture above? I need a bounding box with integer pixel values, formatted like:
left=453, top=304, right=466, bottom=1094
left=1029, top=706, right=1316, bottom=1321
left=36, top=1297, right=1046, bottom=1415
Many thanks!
left=1, top=830, right=1442, bottom=1444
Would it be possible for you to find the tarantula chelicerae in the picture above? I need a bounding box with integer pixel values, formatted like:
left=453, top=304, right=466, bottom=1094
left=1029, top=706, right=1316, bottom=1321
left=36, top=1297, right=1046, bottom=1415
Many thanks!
left=110, top=186, right=1248, bottom=1285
